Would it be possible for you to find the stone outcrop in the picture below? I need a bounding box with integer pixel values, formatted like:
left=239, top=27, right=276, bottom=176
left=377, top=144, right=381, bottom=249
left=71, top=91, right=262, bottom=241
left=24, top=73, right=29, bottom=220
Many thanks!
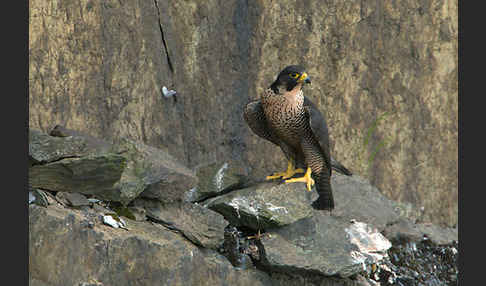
left=206, top=181, right=315, bottom=230
left=187, top=161, right=254, bottom=203
left=205, top=172, right=401, bottom=232
left=134, top=199, right=227, bottom=250
left=29, top=129, right=198, bottom=205
left=29, top=129, right=458, bottom=285
left=29, top=205, right=274, bottom=286
left=256, top=217, right=391, bottom=278
left=29, top=0, right=458, bottom=227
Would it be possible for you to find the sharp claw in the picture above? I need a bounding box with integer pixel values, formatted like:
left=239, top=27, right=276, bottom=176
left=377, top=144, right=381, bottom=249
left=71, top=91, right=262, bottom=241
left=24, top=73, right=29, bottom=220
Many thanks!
left=266, top=174, right=282, bottom=180
left=309, top=177, right=315, bottom=191
left=266, top=171, right=288, bottom=180
left=266, top=162, right=305, bottom=180
left=284, top=167, right=314, bottom=191
left=306, top=179, right=314, bottom=191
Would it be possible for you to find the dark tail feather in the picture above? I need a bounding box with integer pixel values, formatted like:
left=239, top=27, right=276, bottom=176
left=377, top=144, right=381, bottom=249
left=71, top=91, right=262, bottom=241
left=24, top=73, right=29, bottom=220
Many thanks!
left=311, top=174, right=334, bottom=210
left=330, top=157, right=352, bottom=176
left=311, top=194, right=334, bottom=210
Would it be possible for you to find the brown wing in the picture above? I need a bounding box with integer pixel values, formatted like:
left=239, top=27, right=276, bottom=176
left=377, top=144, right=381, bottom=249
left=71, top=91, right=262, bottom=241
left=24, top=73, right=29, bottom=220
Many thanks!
left=303, top=97, right=332, bottom=175
left=243, top=100, right=280, bottom=146
left=303, top=97, right=352, bottom=176
left=244, top=100, right=301, bottom=164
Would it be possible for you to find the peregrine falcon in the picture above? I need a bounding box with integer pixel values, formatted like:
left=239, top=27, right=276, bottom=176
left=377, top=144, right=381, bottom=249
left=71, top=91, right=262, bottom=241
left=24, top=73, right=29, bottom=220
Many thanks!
left=244, top=65, right=350, bottom=210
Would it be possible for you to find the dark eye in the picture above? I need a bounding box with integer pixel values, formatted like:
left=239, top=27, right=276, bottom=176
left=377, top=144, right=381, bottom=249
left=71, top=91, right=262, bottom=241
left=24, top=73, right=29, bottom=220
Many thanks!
left=290, top=73, right=299, bottom=79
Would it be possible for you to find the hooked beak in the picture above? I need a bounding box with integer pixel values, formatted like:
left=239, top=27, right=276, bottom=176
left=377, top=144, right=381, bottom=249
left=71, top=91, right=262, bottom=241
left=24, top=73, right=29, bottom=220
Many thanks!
left=298, top=72, right=311, bottom=84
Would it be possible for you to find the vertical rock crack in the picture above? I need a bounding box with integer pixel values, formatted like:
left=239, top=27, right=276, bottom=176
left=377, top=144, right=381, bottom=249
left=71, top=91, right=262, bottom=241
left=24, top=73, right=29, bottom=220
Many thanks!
left=153, top=0, right=174, bottom=73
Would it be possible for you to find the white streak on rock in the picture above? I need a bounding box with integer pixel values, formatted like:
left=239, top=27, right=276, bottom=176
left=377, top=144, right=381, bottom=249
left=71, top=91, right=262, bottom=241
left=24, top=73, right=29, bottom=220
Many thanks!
left=345, top=221, right=392, bottom=264
left=185, top=187, right=198, bottom=201
left=228, top=197, right=260, bottom=218
left=29, top=191, right=35, bottom=204
left=228, top=199, right=241, bottom=218
left=214, top=162, right=229, bottom=191
left=264, top=202, right=288, bottom=214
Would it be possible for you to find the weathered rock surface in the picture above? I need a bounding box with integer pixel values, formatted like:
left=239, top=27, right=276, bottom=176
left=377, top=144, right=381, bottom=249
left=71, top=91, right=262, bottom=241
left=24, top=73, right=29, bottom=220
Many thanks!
left=28, top=155, right=459, bottom=285
left=316, top=174, right=401, bottom=230
left=383, top=218, right=458, bottom=246
left=187, top=161, right=254, bottom=203
left=29, top=189, right=50, bottom=207
left=415, top=223, right=458, bottom=246
left=133, top=198, right=227, bottom=250
left=29, top=129, right=197, bottom=205
left=57, top=192, right=90, bottom=207
left=203, top=174, right=402, bottom=279
left=114, top=137, right=198, bottom=203
left=29, top=125, right=458, bottom=284
left=29, top=204, right=365, bottom=286
left=189, top=159, right=352, bottom=204
left=222, top=225, right=254, bottom=269
left=207, top=181, right=315, bottom=230
left=208, top=174, right=400, bottom=232
left=255, top=215, right=391, bottom=278
left=30, top=152, right=128, bottom=201
left=29, top=129, right=111, bottom=165
left=29, top=205, right=271, bottom=286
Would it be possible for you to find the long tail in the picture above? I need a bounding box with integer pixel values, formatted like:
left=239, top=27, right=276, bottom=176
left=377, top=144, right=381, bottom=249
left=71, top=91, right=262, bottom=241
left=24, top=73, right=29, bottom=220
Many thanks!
left=311, top=172, right=334, bottom=210
left=330, top=157, right=352, bottom=176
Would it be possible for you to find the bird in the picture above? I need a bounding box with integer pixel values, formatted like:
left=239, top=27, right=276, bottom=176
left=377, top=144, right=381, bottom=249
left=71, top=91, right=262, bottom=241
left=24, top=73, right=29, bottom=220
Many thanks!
left=244, top=65, right=350, bottom=210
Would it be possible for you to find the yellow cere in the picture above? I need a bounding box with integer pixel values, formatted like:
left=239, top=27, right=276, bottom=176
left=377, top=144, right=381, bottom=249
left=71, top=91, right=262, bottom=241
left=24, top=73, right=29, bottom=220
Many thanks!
left=299, top=72, right=308, bottom=82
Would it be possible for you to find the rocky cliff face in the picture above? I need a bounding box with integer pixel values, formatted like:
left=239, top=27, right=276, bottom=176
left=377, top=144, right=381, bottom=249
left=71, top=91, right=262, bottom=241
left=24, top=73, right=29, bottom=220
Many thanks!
left=29, top=129, right=458, bottom=286
left=29, top=0, right=457, bottom=228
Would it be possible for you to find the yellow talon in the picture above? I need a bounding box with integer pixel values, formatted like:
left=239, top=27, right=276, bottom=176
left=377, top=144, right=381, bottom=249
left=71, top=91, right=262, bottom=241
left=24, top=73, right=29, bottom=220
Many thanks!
left=266, top=161, right=305, bottom=180
left=284, top=167, right=315, bottom=191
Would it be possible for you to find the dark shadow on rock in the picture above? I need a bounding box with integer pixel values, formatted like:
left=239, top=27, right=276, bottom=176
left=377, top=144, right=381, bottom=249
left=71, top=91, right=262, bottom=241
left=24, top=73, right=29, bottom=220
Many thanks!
left=133, top=198, right=228, bottom=250
left=29, top=128, right=198, bottom=205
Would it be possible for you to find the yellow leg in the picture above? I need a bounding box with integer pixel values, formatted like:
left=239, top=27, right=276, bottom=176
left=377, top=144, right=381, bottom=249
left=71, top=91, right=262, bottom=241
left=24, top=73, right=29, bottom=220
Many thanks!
left=284, top=167, right=315, bottom=191
left=266, top=161, right=305, bottom=180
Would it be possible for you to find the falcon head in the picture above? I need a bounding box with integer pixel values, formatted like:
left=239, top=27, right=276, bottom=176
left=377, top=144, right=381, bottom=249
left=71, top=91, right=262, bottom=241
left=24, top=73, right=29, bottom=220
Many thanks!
left=270, top=65, right=311, bottom=93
